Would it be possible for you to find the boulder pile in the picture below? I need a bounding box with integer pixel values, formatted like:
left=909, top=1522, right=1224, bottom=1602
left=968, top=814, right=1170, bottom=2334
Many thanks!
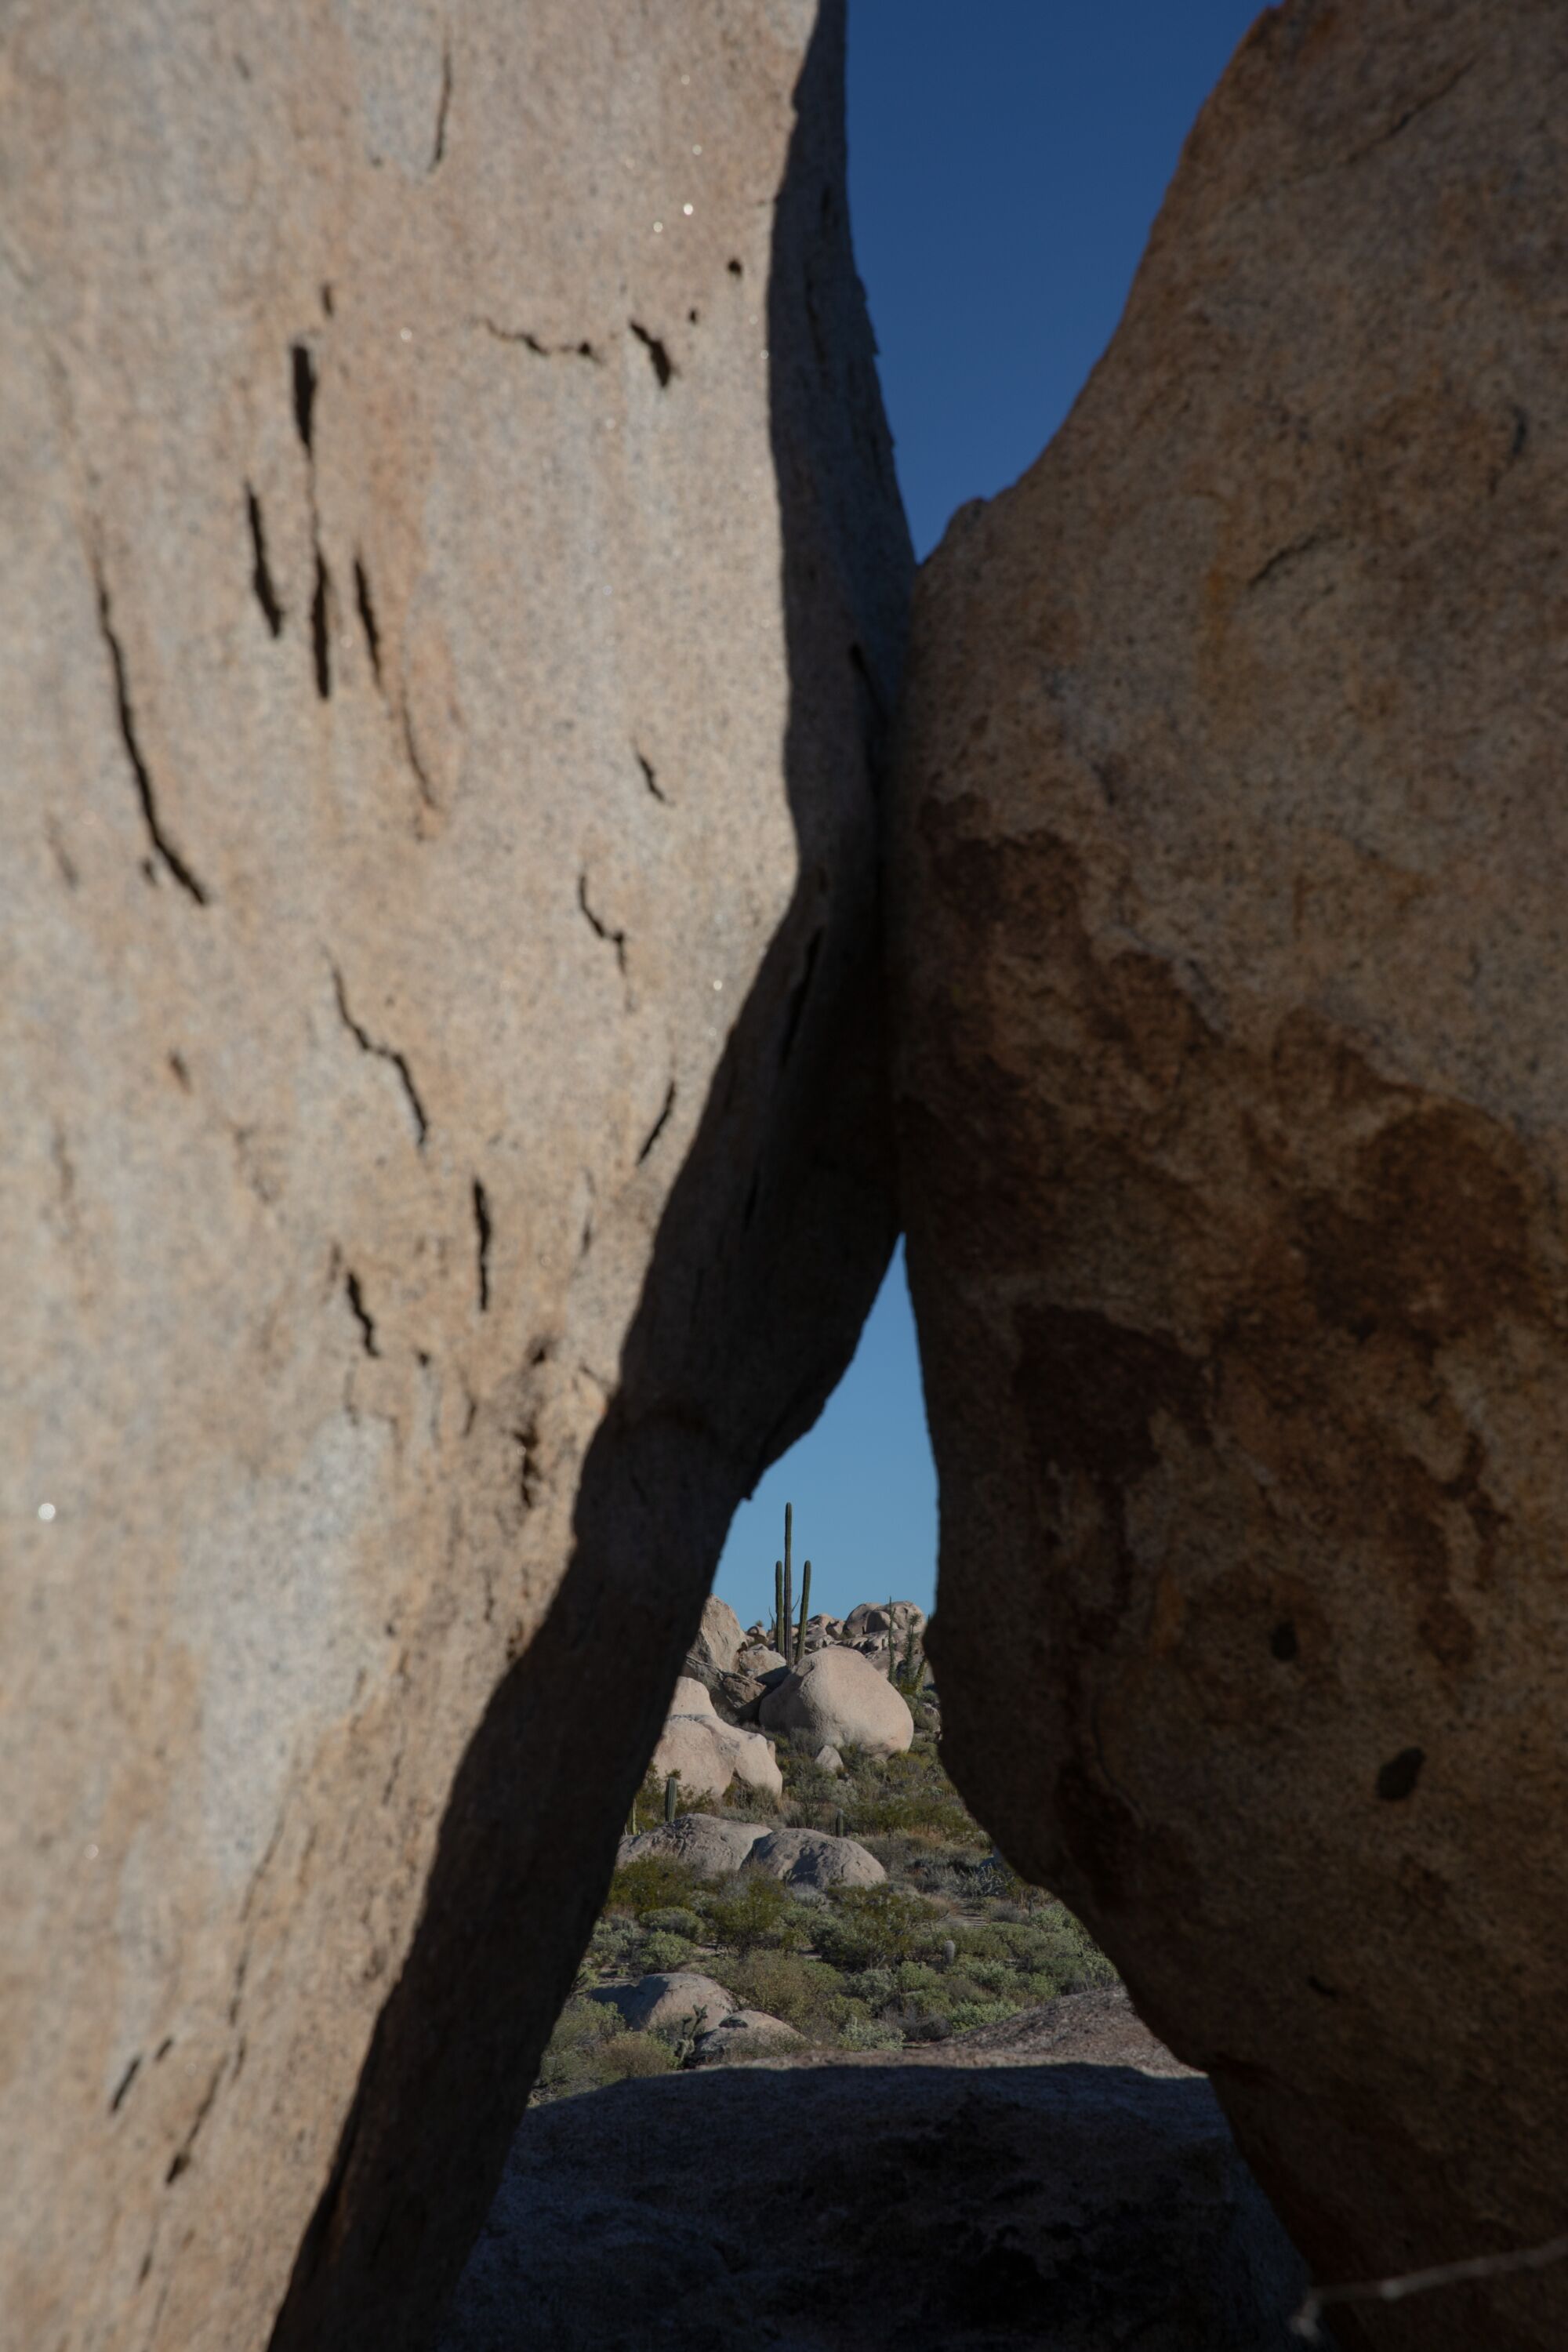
left=658, top=1595, right=927, bottom=1797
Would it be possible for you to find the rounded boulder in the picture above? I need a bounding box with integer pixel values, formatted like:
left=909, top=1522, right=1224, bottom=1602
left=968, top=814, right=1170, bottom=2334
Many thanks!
left=759, top=1646, right=913, bottom=1759
left=690, top=2009, right=804, bottom=2067
left=616, top=1815, right=768, bottom=1878
left=744, top=1828, right=885, bottom=1890
left=604, top=1973, right=735, bottom=2035
left=651, top=1711, right=782, bottom=1802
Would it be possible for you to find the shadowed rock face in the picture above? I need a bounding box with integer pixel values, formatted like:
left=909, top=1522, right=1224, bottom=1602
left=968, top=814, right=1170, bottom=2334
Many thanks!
left=892, top=4, right=1568, bottom=2346
left=438, top=2057, right=1313, bottom=2351
left=0, top=3, right=909, bottom=2346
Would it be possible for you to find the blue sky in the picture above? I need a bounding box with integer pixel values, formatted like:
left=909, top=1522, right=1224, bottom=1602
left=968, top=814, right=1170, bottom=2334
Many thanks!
left=711, top=0, right=1262, bottom=1629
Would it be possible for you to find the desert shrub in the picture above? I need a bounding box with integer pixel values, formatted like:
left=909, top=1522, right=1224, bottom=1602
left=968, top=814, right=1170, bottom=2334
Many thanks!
left=964, top=1958, right=1020, bottom=1996
left=815, top=1883, right=944, bottom=1972
left=847, top=1788, right=984, bottom=1844
left=643, top=1906, right=705, bottom=1941
left=578, top=1915, right=644, bottom=1989
left=597, top=2030, right=677, bottom=2082
left=606, top=1855, right=705, bottom=1918
left=840, top=2012, right=904, bottom=2052
left=532, top=1996, right=621, bottom=2102
left=702, top=1873, right=812, bottom=1957
left=946, top=1999, right=1018, bottom=2034
left=706, top=1950, right=851, bottom=2039
left=714, top=1772, right=783, bottom=1821
left=891, top=1959, right=945, bottom=1998
left=960, top=1906, right=1116, bottom=1995
left=640, top=1930, right=699, bottom=1973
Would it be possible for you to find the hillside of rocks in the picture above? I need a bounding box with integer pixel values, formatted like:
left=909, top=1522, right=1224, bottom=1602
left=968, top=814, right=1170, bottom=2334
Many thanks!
left=892, top=2, right=1568, bottom=2345
left=0, top=5, right=909, bottom=2348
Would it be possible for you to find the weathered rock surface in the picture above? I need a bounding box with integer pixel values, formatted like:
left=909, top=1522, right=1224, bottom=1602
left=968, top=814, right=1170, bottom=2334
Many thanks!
left=596, top=1974, right=735, bottom=2037
left=843, top=1599, right=925, bottom=1647
left=760, top=1642, right=914, bottom=1758
left=616, top=1816, right=767, bottom=1880
left=0, top=2, right=909, bottom=2346
left=685, top=1596, right=745, bottom=1679
left=893, top=4, right=1568, bottom=2344
left=652, top=1702, right=783, bottom=1802
left=744, top=1826, right=884, bottom=1889
left=689, top=2007, right=804, bottom=2066
left=439, top=2058, right=1315, bottom=2350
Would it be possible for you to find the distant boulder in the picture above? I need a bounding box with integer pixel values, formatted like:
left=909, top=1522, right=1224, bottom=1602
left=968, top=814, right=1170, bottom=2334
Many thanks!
left=841, top=1600, right=927, bottom=1650
left=598, top=1974, right=735, bottom=2036
left=652, top=1702, right=782, bottom=1803
left=745, top=1828, right=885, bottom=1890
left=735, top=1643, right=788, bottom=1677
left=690, top=2009, right=803, bottom=2067
left=616, top=1816, right=767, bottom=1879
left=759, top=1646, right=913, bottom=1760
left=686, top=1596, right=746, bottom=1679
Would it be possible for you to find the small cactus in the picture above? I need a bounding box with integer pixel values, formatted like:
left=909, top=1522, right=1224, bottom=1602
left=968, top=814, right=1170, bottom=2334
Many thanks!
left=942, top=1936, right=956, bottom=1969
left=664, top=1772, right=679, bottom=1825
left=833, top=1806, right=846, bottom=1839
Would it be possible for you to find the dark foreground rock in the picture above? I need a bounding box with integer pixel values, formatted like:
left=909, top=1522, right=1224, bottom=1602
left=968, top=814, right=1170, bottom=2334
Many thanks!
left=439, top=2053, right=1315, bottom=2351
left=892, top=3, right=1568, bottom=2343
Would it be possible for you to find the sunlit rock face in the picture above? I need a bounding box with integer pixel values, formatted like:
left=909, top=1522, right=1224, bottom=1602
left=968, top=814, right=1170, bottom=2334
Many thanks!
left=0, top=2, right=909, bottom=2345
left=892, top=5, right=1568, bottom=2346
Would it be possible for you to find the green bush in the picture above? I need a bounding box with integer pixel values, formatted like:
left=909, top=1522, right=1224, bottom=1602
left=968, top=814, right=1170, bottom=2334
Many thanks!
left=643, top=1907, right=704, bottom=1941
left=606, top=1855, right=705, bottom=1918
left=706, top=1950, right=851, bottom=2039
left=815, top=1883, right=945, bottom=1973
left=640, top=1930, right=699, bottom=1973
left=840, top=2013, right=904, bottom=2052
left=946, top=2000, right=1018, bottom=2034
left=533, top=1996, right=622, bottom=2102
left=598, top=2030, right=677, bottom=2081
left=702, top=1873, right=812, bottom=1957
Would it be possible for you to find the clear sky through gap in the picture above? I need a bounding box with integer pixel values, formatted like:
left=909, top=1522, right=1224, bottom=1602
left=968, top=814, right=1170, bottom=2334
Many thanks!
left=710, top=0, right=1263, bottom=1631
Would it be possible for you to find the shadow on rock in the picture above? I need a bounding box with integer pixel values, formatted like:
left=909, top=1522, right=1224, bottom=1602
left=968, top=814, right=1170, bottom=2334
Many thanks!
left=439, top=2060, right=1321, bottom=2352
left=264, top=6, right=911, bottom=2349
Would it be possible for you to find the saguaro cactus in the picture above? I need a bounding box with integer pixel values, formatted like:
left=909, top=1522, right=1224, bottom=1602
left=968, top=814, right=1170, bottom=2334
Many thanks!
left=774, top=1559, right=784, bottom=1659
left=796, top=1559, right=812, bottom=1664
left=664, top=1773, right=679, bottom=1825
left=782, top=1502, right=794, bottom=1666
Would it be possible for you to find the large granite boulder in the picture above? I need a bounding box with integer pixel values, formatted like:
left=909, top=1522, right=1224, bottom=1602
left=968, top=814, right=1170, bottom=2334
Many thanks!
left=688, top=2007, right=804, bottom=2067
left=652, top=1686, right=783, bottom=1802
left=685, top=1595, right=746, bottom=1679
left=0, top=3, right=909, bottom=2347
left=892, top=4, right=1568, bottom=2346
left=615, top=1816, right=768, bottom=1880
left=438, top=2058, right=1314, bottom=2350
left=596, top=1974, right=735, bottom=2038
left=760, top=1643, right=914, bottom=1758
left=744, top=1826, right=885, bottom=1889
